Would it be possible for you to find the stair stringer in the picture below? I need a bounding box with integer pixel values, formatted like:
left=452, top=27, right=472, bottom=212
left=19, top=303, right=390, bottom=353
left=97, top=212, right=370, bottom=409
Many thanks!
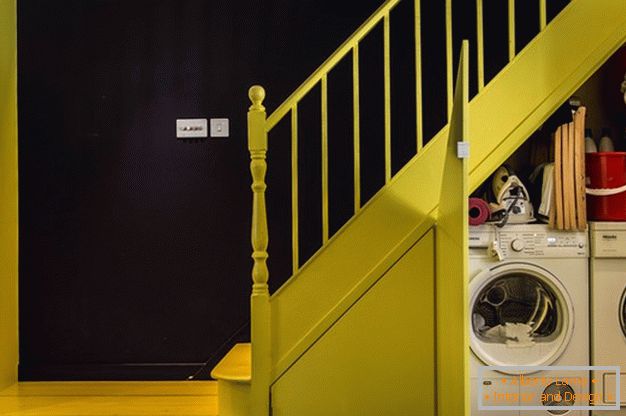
left=269, top=0, right=626, bottom=383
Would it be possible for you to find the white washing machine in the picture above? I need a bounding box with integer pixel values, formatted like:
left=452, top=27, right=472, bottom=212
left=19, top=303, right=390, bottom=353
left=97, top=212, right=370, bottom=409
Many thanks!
left=590, top=222, right=626, bottom=415
left=470, top=224, right=589, bottom=416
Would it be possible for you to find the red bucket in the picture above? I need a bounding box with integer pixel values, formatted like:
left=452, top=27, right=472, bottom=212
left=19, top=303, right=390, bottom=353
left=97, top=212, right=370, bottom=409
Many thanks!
left=586, top=152, right=626, bottom=221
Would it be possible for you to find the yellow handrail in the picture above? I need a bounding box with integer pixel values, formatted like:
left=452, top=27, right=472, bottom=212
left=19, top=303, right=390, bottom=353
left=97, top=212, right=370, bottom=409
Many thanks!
left=265, top=0, right=402, bottom=131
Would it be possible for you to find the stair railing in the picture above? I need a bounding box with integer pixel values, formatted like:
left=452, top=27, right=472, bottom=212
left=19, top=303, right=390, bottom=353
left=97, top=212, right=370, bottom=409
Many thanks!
left=248, top=0, right=552, bottom=279
left=246, top=0, right=554, bottom=413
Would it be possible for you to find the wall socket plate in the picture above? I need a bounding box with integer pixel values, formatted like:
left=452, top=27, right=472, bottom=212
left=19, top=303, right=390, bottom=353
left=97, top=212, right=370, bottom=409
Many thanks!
left=177, top=119, right=208, bottom=138
left=210, top=118, right=229, bottom=138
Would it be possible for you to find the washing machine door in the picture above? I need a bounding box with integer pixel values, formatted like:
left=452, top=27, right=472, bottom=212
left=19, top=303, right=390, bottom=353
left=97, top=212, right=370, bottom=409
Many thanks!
left=470, top=262, right=574, bottom=374
left=620, top=290, right=626, bottom=339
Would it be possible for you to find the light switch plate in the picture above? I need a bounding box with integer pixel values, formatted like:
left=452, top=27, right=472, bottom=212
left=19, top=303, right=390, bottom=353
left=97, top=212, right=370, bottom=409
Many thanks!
left=457, top=141, right=470, bottom=159
left=210, top=118, right=229, bottom=138
left=177, top=119, right=208, bottom=138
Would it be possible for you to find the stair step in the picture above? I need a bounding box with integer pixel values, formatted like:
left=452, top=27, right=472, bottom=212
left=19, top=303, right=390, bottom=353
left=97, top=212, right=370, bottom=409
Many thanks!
left=210, top=343, right=251, bottom=383
left=211, top=344, right=251, bottom=416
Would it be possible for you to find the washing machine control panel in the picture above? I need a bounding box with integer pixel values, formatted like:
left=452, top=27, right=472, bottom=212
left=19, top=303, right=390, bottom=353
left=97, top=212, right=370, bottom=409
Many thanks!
left=497, top=230, right=587, bottom=258
left=591, top=229, right=626, bottom=257
left=469, top=225, right=588, bottom=258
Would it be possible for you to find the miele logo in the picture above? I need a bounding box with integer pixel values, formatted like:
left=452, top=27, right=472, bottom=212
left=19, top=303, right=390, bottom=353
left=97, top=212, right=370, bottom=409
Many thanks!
left=602, top=234, right=618, bottom=240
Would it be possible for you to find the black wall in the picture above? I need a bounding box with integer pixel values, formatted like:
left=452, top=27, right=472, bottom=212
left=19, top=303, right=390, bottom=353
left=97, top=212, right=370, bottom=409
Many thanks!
left=18, top=0, right=568, bottom=380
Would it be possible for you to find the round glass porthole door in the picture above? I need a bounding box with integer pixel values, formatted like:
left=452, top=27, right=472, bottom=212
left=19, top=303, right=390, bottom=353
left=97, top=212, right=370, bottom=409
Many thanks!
left=620, top=289, right=626, bottom=339
left=469, top=263, right=574, bottom=374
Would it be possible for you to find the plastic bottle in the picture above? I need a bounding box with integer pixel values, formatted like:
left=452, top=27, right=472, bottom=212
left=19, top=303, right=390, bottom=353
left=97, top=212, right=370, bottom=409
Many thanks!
left=599, top=127, right=614, bottom=152
left=584, top=128, right=597, bottom=153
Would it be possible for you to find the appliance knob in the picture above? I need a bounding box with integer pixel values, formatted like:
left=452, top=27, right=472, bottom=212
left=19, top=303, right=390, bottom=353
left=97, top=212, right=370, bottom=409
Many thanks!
left=511, top=239, right=525, bottom=252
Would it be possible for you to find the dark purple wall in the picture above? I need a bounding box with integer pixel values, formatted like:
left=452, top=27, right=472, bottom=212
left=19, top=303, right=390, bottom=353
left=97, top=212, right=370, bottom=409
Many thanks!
left=18, top=0, right=569, bottom=380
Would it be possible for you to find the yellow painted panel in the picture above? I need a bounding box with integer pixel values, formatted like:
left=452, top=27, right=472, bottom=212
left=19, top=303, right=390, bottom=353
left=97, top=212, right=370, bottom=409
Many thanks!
left=436, top=41, right=469, bottom=416
left=272, top=231, right=435, bottom=416
left=272, top=215, right=436, bottom=381
left=0, top=0, right=18, bottom=390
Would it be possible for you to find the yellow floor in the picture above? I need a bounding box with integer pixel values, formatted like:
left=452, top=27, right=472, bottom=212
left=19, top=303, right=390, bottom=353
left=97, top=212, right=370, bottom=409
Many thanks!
left=0, top=381, right=217, bottom=416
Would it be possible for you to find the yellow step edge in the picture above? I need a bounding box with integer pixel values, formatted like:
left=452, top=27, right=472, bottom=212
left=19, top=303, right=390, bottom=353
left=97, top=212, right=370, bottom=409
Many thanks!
left=210, top=343, right=251, bottom=383
left=0, top=381, right=216, bottom=397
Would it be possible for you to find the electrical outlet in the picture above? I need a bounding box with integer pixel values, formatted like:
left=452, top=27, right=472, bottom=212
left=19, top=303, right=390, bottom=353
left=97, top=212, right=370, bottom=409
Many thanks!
left=176, top=119, right=208, bottom=138
left=210, top=118, right=229, bottom=138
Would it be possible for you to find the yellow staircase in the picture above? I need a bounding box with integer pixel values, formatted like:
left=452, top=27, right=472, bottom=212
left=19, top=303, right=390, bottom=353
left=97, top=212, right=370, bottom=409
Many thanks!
left=1, top=0, right=621, bottom=414
left=211, top=0, right=626, bottom=415
left=0, top=0, right=624, bottom=414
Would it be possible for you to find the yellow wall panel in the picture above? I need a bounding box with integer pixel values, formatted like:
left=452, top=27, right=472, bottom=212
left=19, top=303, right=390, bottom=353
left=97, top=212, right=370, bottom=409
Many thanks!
left=0, top=0, right=18, bottom=389
left=271, top=231, right=436, bottom=416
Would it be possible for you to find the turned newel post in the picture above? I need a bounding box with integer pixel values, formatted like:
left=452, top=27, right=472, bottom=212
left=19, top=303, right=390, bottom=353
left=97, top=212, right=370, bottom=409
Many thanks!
left=249, top=85, right=269, bottom=295
left=248, top=85, right=271, bottom=416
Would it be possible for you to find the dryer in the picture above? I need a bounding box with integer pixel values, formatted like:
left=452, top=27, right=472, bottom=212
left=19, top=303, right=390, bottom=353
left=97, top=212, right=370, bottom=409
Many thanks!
left=470, top=224, right=589, bottom=416
left=590, top=222, right=626, bottom=415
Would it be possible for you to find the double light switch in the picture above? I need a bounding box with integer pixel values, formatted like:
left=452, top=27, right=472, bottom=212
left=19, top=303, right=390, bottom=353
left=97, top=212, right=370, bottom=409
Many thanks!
left=176, top=118, right=229, bottom=139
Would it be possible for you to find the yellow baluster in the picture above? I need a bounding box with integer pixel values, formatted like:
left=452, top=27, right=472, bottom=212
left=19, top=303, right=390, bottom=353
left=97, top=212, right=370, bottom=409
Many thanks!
left=291, top=105, right=299, bottom=274
left=321, top=76, right=329, bottom=243
left=247, top=85, right=271, bottom=416
left=539, top=0, right=547, bottom=30
left=476, top=0, right=485, bottom=91
left=384, top=13, right=392, bottom=183
left=509, top=0, right=516, bottom=61
left=415, top=0, right=424, bottom=151
left=353, top=45, right=361, bottom=212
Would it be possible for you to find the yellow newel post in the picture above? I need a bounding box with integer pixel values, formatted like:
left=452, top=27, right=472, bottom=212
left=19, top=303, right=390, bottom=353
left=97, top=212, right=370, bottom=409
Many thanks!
left=248, top=85, right=271, bottom=416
